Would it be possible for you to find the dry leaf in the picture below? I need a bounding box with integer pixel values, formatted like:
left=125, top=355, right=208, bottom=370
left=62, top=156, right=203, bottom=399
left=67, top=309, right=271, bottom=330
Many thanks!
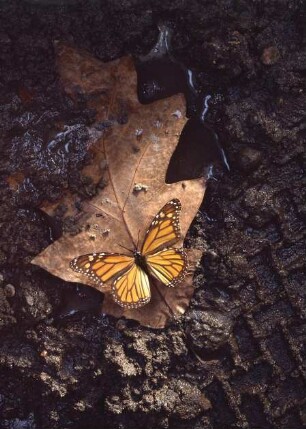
left=32, top=44, right=206, bottom=328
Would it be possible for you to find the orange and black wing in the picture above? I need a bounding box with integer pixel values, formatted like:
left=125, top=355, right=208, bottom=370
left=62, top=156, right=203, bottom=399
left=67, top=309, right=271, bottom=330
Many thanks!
left=146, top=247, right=188, bottom=287
left=70, top=253, right=134, bottom=286
left=112, top=264, right=151, bottom=308
left=141, top=199, right=182, bottom=256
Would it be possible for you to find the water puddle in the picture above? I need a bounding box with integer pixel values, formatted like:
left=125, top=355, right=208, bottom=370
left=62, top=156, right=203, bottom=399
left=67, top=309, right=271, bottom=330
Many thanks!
left=55, top=283, right=103, bottom=320
left=136, top=24, right=187, bottom=104
left=136, top=24, right=230, bottom=183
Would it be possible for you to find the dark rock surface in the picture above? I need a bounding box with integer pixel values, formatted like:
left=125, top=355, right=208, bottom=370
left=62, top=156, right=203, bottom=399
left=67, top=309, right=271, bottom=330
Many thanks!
left=0, top=1, right=305, bottom=428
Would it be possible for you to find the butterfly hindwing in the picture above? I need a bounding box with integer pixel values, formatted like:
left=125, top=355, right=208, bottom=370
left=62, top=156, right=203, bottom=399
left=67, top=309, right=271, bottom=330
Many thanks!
left=112, top=264, right=151, bottom=308
left=146, top=247, right=188, bottom=287
left=70, top=253, right=134, bottom=286
left=141, top=199, right=182, bottom=256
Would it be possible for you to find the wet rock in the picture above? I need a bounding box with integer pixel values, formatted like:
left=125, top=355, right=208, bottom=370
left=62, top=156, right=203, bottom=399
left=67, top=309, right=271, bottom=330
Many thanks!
left=10, top=125, right=92, bottom=206
left=186, top=309, right=233, bottom=352
left=171, top=379, right=211, bottom=418
left=243, top=185, right=276, bottom=227
left=0, top=208, right=51, bottom=264
left=21, top=281, right=52, bottom=320
left=104, top=342, right=141, bottom=377
left=105, top=377, right=210, bottom=422
left=0, top=272, right=15, bottom=328
left=0, top=414, right=36, bottom=429
left=0, top=342, right=37, bottom=371
left=0, top=31, right=12, bottom=53
left=201, top=30, right=254, bottom=80
left=237, top=147, right=262, bottom=172
left=0, top=287, right=16, bottom=328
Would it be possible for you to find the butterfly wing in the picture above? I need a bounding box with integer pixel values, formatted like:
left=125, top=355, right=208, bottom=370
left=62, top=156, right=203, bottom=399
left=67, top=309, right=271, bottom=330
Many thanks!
left=70, top=198, right=185, bottom=307
left=141, top=199, right=182, bottom=256
left=146, top=247, right=188, bottom=287
left=70, top=253, right=134, bottom=286
left=112, top=264, right=151, bottom=308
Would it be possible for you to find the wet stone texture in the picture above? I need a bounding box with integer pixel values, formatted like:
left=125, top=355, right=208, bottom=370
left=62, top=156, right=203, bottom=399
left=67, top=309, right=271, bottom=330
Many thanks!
left=0, top=1, right=305, bottom=429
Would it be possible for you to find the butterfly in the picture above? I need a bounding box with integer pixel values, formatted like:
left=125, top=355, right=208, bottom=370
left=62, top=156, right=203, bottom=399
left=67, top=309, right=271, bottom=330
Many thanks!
left=70, top=198, right=188, bottom=309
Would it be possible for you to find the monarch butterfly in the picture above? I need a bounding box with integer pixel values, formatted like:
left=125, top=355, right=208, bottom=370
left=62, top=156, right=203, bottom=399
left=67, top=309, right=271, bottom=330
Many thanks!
left=70, top=199, right=188, bottom=308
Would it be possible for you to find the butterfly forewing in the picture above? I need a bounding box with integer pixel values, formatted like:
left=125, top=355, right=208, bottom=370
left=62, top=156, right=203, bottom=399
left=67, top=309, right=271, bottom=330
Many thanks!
left=141, top=199, right=182, bottom=256
left=70, top=253, right=134, bottom=286
left=112, top=264, right=151, bottom=308
left=146, top=247, right=188, bottom=287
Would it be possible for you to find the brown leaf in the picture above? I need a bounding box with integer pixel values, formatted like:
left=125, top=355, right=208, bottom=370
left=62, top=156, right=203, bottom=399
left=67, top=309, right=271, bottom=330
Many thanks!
left=32, top=44, right=206, bottom=328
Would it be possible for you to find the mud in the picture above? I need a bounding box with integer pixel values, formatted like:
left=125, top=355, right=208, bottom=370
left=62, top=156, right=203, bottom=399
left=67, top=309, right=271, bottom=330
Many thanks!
left=0, top=1, right=305, bottom=428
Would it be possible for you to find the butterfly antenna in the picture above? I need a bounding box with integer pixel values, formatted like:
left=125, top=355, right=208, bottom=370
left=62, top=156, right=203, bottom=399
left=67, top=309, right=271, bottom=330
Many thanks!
left=136, top=229, right=141, bottom=250
left=118, top=243, right=133, bottom=253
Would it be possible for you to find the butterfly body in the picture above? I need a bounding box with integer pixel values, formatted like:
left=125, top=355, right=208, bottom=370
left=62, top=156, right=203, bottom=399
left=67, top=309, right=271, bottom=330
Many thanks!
left=70, top=199, right=188, bottom=308
left=133, top=250, right=150, bottom=274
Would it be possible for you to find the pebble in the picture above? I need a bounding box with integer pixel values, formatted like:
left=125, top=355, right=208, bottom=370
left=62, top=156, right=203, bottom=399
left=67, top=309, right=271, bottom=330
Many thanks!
left=261, top=46, right=280, bottom=65
left=237, top=147, right=262, bottom=171
left=25, top=293, right=34, bottom=306
left=4, top=283, right=15, bottom=297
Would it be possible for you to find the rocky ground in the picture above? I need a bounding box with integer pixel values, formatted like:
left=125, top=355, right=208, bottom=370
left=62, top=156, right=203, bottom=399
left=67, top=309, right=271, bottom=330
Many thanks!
left=0, top=1, right=305, bottom=428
